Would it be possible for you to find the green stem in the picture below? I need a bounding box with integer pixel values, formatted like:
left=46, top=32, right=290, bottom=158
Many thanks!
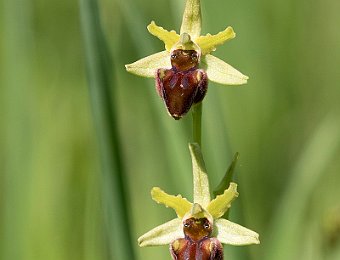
left=192, top=102, right=202, bottom=147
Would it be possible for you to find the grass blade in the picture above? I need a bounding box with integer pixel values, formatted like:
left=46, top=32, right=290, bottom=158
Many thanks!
left=79, top=0, right=135, bottom=259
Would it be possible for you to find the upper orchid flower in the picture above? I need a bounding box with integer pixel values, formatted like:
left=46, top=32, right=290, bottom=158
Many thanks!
left=125, top=0, right=248, bottom=120
left=138, top=143, right=259, bottom=259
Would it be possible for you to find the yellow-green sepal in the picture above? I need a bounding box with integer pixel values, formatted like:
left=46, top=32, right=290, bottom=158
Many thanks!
left=125, top=51, right=170, bottom=78
left=202, top=54, right=249, bottom=85
left=180, top=0, right=202, bottom=39
left=214, top=218, right=260, bottom=245
left=138, top=218, right=184, bottom=247
left=189, top=143, right=211, bottom=208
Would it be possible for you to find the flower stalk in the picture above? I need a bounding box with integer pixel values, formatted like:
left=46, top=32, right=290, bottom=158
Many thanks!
left=192, top=103, right=202, bottom=146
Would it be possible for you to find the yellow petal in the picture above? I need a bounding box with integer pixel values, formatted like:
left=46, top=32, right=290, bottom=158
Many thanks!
left=189, top=143, right=211, bottom=208
left=202, top=54, right=249, bottom=85
left=125, top=51, right=171, bottom=78
left=147, top=21, right=180, bottom=51
left=196, top=26, right=235, bottom=55
left=207, top=182, right=238, bottom=219
left=180, top=0, right=202, bottom=39
left=151, top=187, right=192, bottom=218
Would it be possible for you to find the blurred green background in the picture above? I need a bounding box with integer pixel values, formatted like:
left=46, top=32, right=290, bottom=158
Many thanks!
left=1, top=0, right=340, bottom=259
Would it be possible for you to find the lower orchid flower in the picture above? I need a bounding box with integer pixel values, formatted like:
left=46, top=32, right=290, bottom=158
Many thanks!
left=138, top=144, right=259, bottom=259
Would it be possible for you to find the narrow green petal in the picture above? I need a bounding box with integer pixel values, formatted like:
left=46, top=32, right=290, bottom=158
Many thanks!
left=147, top=21, right=180, bottom=51
left=151, top=187, right=192, bottom=218
left=138, top=218, right=184, bottom=247
left=125, top=51, right=171, bottom=78
left=214, top=218, right=260, bottom=245
left=189, top=143, right=210, bottom=208
left=196, top=26, right=235, bottom=55
left=180, top=0, right=201, bottom=39
left=207, top=182, right=239, bottom=219
left=202, top=54, right=249, bottom=85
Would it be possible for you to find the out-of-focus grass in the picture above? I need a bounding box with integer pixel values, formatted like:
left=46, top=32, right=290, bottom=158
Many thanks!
left=1, top=0, right=340, bottom=259
left=80, top=0, right=136, bottom=258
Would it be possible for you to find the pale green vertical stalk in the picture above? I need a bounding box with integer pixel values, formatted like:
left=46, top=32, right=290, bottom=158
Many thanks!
left=192, top=103, right=203, bottom=147
left=79, top=0, right=135, bottom=259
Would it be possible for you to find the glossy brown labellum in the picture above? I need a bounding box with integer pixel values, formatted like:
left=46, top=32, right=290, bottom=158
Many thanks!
left=156, top=49, right=208, bottom=120
left=170, top=218, right=223, bottom=260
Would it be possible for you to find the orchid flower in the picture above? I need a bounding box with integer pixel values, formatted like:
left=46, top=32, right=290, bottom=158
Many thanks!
left=138, top=143, right=259, bottom=259
left=125, top=0, right=248, bottom=119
